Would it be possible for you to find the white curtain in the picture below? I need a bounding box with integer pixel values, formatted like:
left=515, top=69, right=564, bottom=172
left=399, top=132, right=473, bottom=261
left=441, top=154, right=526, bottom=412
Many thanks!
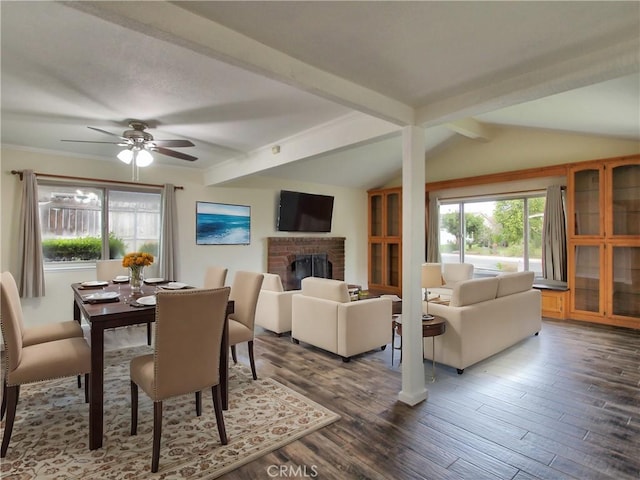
left=542, top=185, right=567, bottom=281
left=159, top=184, right=178, bottom=281
left=426, top=195, right=440, bottom=263
left=18, top=170, right=46, bottom=297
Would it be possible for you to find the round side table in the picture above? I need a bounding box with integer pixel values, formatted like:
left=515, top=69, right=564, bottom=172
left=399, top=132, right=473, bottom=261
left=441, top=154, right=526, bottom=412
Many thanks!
left=391, top=315, right=446, bottom=381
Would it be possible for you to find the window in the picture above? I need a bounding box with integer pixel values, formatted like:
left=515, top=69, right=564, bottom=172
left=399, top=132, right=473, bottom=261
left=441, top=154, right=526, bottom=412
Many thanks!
left=439, top=193, right=545, bottom=276
left=38, top=183, right=161, bottom=263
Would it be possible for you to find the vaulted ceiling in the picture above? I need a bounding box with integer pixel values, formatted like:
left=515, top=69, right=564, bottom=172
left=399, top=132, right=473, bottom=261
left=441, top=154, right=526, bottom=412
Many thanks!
left=2, top=1, right=638, bottom=188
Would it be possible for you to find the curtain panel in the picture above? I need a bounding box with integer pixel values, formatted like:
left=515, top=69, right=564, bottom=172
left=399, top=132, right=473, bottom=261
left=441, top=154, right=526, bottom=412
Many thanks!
left=18, top=170, right=46, bottom=297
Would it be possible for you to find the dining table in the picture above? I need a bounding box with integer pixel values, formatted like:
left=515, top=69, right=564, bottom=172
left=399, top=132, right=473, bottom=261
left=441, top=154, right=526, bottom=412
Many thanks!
left=71, top=280, right=234, bottom=451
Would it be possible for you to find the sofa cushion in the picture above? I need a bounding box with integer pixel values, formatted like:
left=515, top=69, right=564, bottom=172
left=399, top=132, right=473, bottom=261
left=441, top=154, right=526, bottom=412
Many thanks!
left=300, top=277, right=350, bottom=303
left=496, top=271, right=534, bottom=297
left=449, top=277, right=499, bottom=307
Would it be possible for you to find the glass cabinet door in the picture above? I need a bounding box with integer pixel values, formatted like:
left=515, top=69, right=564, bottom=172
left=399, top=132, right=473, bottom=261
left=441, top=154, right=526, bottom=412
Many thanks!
left=370, top=194, right=383, bottom=237
left=611, top=246, right=640, bottom=318
left=573, top=245, right=600, bottom=313
left=611, top=163, right=640, bottom=236
left=386, top=192, right=401, bottom=237
left=573, top=168, right=601, bottom=236
left=369, top=242, right=382, bottom=285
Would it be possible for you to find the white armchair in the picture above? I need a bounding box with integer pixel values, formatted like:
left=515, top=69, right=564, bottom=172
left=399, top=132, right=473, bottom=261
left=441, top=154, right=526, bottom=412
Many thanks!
left=254, top=273, right=299, bottom=335
left=427, top=263, right=474, bottom=300
left=291, top=277, right=392, bottom=362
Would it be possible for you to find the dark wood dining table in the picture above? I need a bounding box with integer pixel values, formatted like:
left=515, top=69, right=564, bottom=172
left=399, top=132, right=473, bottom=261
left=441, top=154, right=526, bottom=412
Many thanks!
left=71, top=281, right=233, bottom=451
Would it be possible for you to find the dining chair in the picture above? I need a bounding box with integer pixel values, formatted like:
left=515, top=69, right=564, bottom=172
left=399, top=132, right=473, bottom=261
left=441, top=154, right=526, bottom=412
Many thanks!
left=0, top=272, right=91, bottom=458
left=228, top=271, right=264, bottom=380
left=95, top=259, right=127, bottom=281
left=203, top=266, right=228, bottom=288
left=1, top=271, right=85, bottom=420
left=96, top=260, right=152, bottom=345
left=129, top=287, right=231, bottom=473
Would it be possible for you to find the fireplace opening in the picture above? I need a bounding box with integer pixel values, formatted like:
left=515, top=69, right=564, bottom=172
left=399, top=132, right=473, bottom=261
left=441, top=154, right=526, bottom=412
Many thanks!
left=290, top=253, right=332, bottom=290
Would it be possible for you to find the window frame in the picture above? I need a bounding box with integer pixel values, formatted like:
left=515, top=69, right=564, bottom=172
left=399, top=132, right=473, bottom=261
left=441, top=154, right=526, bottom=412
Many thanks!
left=438, top=190, right=546, bottom=276
left=38, top=180, right=162, bottom=270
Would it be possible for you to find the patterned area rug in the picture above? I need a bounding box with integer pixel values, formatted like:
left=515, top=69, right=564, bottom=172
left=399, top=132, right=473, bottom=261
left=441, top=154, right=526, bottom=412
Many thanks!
left=0, top=345, right=339, bottom=479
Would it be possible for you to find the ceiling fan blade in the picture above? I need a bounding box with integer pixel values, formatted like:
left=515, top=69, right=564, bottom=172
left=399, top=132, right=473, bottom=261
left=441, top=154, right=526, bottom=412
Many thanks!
left=152, top=139, right=195, bottom=148
left=152, top=146, right=198, bottom=161
left=87, top=126, right=128, bottom=141
left=61, top=140, right=125, bottom=145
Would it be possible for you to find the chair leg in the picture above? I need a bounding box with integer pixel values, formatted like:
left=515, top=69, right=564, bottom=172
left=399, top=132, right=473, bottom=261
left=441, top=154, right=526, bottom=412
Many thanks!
left=77, top=375, right=81, bottom=388
left=1, top=378, right=6, bottom=420
left=195, top=391, right=202, bottom=417
left=152, top=401, right=163, bottom=473
left=84, top=373, right=90, bottom=403
left=248, top=340, right=257, bottom=380
left=1, top=385, right=20, bottom=458
left=147, top=322, right=152, bottom=345
left=130, top=381, right=138, bottom=436
left=211, top=385, right=227, bottom=445
left=230, top=345, right=238, bottom=364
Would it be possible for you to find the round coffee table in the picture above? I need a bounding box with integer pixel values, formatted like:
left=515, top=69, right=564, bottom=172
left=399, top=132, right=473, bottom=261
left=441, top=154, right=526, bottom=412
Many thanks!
left=392, top=315, right=446, bottom=381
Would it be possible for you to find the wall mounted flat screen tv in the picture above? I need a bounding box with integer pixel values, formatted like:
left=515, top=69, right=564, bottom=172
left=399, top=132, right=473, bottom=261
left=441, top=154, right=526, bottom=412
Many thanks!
left=277, top=190, right=334, bottom=232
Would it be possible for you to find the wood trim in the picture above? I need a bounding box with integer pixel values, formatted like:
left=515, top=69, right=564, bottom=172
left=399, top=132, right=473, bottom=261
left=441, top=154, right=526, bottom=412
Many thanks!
left=424, top=153, right=640, bottom=193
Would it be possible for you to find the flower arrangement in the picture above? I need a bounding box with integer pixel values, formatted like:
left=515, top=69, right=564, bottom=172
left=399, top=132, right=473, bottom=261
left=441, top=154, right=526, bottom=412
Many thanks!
left=122, top=252, right=154, bottom=269
left=122, top=252, right=154, bottom=292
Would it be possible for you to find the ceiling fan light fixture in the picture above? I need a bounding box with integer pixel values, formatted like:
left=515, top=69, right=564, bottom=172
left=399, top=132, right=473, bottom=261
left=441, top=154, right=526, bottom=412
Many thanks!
left=117, top=148, right=134, bottom=164
left=136, top=149, right=153, bottom=167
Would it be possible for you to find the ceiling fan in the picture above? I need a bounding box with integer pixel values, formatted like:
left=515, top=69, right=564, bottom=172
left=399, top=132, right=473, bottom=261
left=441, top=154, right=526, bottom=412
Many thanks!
left=61, top=121, right=198, bottom=162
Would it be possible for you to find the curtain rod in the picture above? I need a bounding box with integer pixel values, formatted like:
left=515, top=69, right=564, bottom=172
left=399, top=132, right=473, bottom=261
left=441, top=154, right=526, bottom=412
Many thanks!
left=10, top=170, right=183, bottom=190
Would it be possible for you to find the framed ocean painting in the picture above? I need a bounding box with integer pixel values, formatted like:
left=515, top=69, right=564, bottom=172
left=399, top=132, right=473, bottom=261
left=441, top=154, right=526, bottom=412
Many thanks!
left=196, top=201, right=251, bottom=245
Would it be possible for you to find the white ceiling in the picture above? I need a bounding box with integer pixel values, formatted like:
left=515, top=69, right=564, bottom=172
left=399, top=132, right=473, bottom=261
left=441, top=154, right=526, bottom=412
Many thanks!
left=1, top=1, right=638, bottom=189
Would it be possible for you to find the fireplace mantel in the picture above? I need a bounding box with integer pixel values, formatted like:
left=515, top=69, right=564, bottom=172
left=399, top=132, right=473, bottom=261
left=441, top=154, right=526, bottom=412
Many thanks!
left=267, top=237, right=345, bottom=290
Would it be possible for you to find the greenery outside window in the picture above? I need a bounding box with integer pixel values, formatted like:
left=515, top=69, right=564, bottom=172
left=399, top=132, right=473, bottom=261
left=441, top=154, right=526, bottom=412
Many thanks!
left=38, top=183, right=161, bottom=264
left=439, top=193, right=545, bottom=276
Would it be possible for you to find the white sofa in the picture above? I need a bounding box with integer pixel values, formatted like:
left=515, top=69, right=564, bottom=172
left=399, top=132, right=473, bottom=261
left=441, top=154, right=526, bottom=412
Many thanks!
left=254, top=273, right=300, bottom=335
left=291, top=277, right=392, bottom=361
left=423, top=271, right=541, bottom=373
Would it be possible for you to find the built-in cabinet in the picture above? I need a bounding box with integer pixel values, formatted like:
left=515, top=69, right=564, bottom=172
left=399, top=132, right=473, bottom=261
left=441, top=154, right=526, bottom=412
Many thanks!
left=368, top=187, right=402, bottom=296
left=568, top=158, right=640, bottom=329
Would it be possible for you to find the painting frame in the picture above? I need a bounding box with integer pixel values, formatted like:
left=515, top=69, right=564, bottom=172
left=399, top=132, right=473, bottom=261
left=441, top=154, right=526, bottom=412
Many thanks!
left=196, top=201, right=251, bottom=245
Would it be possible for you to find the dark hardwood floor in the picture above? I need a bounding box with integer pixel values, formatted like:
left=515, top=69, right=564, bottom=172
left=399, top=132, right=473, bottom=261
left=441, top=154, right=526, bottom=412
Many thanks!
left=111, top=318, right=640, bottom=480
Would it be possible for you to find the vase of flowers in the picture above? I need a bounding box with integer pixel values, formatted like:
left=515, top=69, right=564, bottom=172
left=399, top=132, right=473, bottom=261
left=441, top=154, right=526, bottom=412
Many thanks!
left=122, top=252, right=154, bottom=293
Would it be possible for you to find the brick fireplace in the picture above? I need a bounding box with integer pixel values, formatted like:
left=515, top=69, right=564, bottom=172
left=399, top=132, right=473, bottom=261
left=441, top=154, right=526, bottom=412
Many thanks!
left=267, top=237, right=345, bottom=290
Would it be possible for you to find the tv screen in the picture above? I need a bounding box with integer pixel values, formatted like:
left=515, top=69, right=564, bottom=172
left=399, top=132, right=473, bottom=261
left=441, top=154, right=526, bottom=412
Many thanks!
left=277, top=190, right=334, bottom=232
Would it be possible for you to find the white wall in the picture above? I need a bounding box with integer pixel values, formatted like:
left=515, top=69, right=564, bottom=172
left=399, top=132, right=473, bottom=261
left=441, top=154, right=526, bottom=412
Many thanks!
left=1, top=147, right=368, bottom=327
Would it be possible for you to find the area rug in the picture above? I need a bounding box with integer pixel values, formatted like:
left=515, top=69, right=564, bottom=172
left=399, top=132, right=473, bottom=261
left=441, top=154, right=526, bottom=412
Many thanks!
left=0, top=345, right=339, bottom=479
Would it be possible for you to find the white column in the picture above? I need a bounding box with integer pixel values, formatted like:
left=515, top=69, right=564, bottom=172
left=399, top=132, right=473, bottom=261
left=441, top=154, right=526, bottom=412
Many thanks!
left=398, top=125, right=427, bottom=405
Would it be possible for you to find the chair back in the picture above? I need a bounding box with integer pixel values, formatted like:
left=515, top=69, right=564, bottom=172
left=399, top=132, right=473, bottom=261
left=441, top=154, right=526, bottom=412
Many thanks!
left=300, top=277, right=350, bottom=303
left=153, top=287, right=231, bottom=400
left=204, top=266, right=228, bottom=288
left=0, top=272, right=24, bottom=375
left=96, top=259, right=127, bottom=281
left=261, top=273, right=284, bottom=292
left=229, top=271, right=264, bottom=330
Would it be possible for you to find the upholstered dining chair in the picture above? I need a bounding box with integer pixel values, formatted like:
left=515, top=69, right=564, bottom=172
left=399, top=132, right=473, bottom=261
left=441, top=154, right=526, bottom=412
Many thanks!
left=0, top=271, right=91, bottom=458
left=129, top=287, right=231, bottom=473
left=96, top=260, right=152, bottom=345
left=228, top=271, right=264, bottom=380
left=95, top=259, right=127, bottom=281
left=203, top=266, right=229, bottom=288
left=0, top=271, right=85, bottom=420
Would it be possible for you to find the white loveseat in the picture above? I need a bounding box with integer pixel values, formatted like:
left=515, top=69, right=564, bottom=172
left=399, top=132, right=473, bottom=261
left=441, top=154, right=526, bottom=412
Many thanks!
left=254, top=273, right=300, bottom=335
left=291, top=277, right=392, bottom=361
left=423, top=271, right=541, bottom=373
